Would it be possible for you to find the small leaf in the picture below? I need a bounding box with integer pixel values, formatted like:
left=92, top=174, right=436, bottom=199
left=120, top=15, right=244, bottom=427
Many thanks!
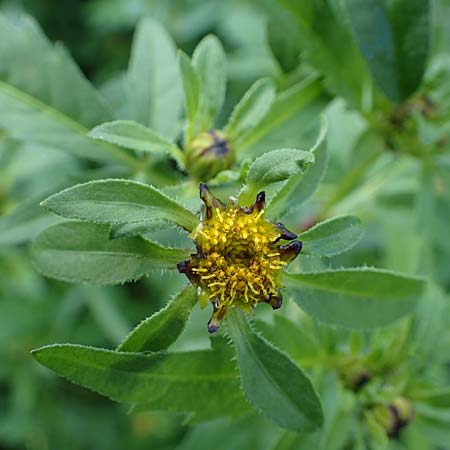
left=345, top=0, right=430, bottom=102
left=224, top=78, right=276, bottom=143
left=41, top=179, right=199, bottom=232
left=178, top=50, right=200, bottom=134
left=227, top=310, right=323, bottom=432
left=88, top=120, right=180, bottom=157
left=267, top=118, right=328, bottom=219
left=192, top=35, right=226, bottom=131
left=117, top=285, right=197, bottom=353
left=283, top=268, right=425, bottom=329
left=299, top=216, right=364, bottom=257
left=31, top=339, right=249, bottom=420
left=240, top=148, right=314, bottom=206
left=239, top=75, right=323, bottom=151
left=31, top=221, right=189, bottom=284
left=413, top=387, right=450, bottom=409
left=127, top=18, right=182, bottom=139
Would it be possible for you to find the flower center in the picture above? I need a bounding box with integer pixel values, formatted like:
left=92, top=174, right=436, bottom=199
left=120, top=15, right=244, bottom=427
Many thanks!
left=178, top=184, right=301, bottom=332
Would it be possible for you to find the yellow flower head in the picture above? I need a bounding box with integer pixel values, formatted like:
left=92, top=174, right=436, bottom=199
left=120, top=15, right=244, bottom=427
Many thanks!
left=178, top=184, right=302, bottom=332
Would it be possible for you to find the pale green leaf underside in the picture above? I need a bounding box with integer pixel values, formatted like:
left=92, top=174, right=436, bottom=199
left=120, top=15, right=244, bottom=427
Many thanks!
left=31, top=221, right=189, bottom=285
left=41, top=179, right=200, bottom=231
left=89, top=120, right=178, bottom=156
left=283, top=268, right=425, bottom=329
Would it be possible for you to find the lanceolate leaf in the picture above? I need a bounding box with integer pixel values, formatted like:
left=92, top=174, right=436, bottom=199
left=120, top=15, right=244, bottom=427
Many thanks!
left=240, top=148, right=314, bottom=206
left=118, top=285, right=197, bottom=352
left=41, top=179, right=199, bottom=232
left=299, top=216, right=364, bottom=257
left=31, top=221, right=189, bottom=284
left=178, top=50, right=200, bottom=134
left=267, top=118, right=328, bottom=219
left=224, top=78, right=276, bottom=143
left=88, top=120, right=180, bottom=157
left=32, top=338, right=249, bottom=420
left=227, top=310, right=323, bottom=432
left=192, top=35, right=226, bottom=131
left=239, top=75, right=324, bottom=151
left=127, top=18, right=182, bottom=139
left=283, top=268, right=425, bottom=329
left=345, top=0, right=430, bottom=102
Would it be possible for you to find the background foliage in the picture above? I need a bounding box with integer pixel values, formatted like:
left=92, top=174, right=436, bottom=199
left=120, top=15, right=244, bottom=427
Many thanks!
left=0, top=0, right=449, bottom=449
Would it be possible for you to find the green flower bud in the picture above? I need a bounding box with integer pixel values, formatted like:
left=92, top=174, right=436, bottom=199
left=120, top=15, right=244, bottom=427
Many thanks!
left=185, top=130, right=235, bottom=181
left=371, top=397, right=414, bottom=439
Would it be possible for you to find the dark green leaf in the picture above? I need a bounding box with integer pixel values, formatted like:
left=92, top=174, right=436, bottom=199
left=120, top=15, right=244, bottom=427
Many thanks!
left=227, top=310, right=323, bottom=432
left=299, top=216, right=364, bottom=257
left=31, top=338, right=249, bottom=420
left=345, top=0, right=430, bottom=101
left=117, top=285, right=197, bottom=352
left=31, top=221, right=189, bottom=284
left=41, top=179, right=199, bottom=231
left=283, top=268, right=425, bottom=329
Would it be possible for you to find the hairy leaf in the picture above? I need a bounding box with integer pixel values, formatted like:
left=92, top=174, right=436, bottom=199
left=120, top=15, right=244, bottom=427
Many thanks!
left=299, top=216, right=364, bottom=257
left=41, top=179, right=199, bottom=231
left=283, top=268, right=425, bottom=329
left=227, top=310, right=323, bottom=432
left=118, top=285, right=197, bottom=352
left=32, top=339, right=249, bottom=420
left=31, top=221, right=189, bottom=284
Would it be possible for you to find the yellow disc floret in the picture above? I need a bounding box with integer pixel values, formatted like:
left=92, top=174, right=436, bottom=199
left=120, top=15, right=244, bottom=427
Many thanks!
left=178, top=184, right=302, bottom=332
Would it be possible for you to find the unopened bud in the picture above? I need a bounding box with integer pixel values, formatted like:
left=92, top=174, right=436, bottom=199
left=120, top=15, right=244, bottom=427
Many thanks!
left=371, top=397, right=414, bottom=439
left=185, top=130, right=235, bottom=181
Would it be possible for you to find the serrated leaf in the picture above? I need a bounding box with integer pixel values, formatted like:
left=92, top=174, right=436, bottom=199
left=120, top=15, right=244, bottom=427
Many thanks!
left=283, top=268, right=425, bottom=329
left=345, top=0, right=430, bottom=102
left=31, top=221, right=189, bottom=284
left=117, top=285, right=197, bottom=352
left=227, top=310, right=323, bottom=432
left=31, top=339, right=249, bottom=420
left=240, top=148, right=314, bottom=206
left=299, top=216, right=364, bottom=257
left=127, top=18, right=182, bottom=139
left=88, top=120, right=179, bottom=156
left=192, top=35, right=226, bottom=131
left=41, top=179, right=199, bottom=231
left=267, top=118, right=328, bottom=219
left=224, top=78, right=276, bottom=143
